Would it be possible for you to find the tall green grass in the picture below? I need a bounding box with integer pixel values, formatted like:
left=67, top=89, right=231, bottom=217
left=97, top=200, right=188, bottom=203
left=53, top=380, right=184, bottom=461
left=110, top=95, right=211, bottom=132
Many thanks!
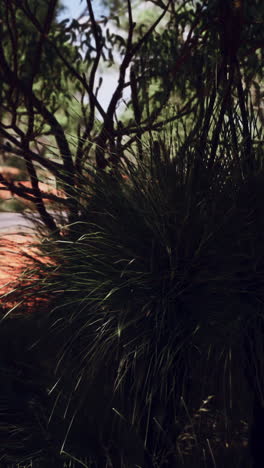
left=1, top=117, right=264, bottom=466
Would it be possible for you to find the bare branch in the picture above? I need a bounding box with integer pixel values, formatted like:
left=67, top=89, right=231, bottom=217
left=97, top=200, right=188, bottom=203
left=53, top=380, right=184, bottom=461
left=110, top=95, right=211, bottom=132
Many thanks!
left=19, top=94, right=58, bottom=230
left=130, top=0, right=172, bottom=58
left=95, top=0, right=173, bottom=167
left=86, top=0, right=103, bottom=92
left=46, top=40, right=107, bottom=122
left=3, top=0, right=18, bottom=78
left=0, top=131, right=67, bottom=180
left=29, top=0, right=58, bottom=85
left=0, top=175, right=68, bottom=208
left=14, top=0, right=106, bottom=124
left=81, top=0, right=104, bottom=153
left=0, top=42, right=74, bottom=178
left=122, top=98, right=196, bottom=150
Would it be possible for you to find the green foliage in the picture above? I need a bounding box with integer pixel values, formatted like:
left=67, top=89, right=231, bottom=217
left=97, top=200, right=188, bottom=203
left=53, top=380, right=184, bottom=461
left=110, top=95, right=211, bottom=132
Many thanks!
left=0, top=1, right=264, bottom=465
left=0, top=1, right=82, bottom=124
left=0, top=198, right=26, bottom=212
left=131, top=0, right=264, bottom=120
left=0, top=0, right=263, bottom=223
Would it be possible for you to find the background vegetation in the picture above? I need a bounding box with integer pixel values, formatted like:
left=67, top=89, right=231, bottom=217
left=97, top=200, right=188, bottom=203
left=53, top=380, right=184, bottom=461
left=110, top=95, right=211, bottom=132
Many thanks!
left=0, top=0, right=264, bottom=467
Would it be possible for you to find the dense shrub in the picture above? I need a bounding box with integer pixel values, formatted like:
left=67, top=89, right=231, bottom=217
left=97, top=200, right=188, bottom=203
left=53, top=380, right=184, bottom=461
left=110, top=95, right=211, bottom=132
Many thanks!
left=2, top=136, right=262, bottom=466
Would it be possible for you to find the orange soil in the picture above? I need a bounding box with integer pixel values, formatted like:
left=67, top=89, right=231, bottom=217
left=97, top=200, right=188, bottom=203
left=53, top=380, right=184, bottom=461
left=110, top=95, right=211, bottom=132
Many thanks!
left=0, top=233, right=33, bottom=280
left=0, top=232, right=48, bottom=310
left=0, top=181, right=65, bottom=209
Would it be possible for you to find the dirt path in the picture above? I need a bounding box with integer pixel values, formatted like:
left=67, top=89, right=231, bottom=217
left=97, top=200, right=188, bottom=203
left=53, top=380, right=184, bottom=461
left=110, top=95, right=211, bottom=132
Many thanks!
left=0, top=232, right=37, bottom=308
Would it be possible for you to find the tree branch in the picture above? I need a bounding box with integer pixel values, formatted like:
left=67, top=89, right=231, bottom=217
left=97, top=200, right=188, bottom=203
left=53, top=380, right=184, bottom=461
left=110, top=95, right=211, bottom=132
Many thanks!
left=95, top=0, right=173, bottom=168
left=0, top=42, right=74, bottom=176
left=86, top=0, right=103, bottom=120
left=0, top=176, right=68, bottom=206
left=0, top=134, right=66, bottom=180
left=122, top=98, right=196, bottom=151
left=29, top=0, right=58, bottom=86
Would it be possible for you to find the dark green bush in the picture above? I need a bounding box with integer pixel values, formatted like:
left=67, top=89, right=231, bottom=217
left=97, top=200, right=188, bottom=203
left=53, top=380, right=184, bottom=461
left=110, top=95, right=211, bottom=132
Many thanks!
left=3, top=134, right=260, bottom=466
left=1, top=121, right=264, bottom=466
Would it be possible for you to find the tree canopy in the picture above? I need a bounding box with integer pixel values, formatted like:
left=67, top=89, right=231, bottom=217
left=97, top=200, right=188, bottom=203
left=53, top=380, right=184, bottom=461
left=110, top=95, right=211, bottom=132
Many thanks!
left=0, top=0, right=263, bottom=229
left=1, top=2, right=264, bottom=466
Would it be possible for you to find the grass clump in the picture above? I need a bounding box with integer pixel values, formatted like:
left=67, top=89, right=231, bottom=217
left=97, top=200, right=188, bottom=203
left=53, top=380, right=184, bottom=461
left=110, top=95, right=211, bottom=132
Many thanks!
left=1, top=129, right=264, bottom=466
